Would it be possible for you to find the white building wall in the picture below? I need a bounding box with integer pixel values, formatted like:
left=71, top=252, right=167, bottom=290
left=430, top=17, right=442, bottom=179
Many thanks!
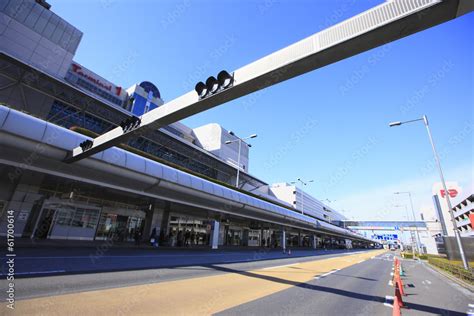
left=192, top=123, right=250, bottom=172
left=0, top=1, right=82, bottom=78
left=269, top=183, right=346, bottom=222
left=453, top=194, right=474, bottom=237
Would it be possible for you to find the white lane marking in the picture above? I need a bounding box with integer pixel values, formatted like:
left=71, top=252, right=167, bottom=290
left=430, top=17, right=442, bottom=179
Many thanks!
left=314, top=269, right=340, bottom=279
left=357, top=260, right=364, bottom=264
left=0, top=270, right=67, bottom=276
left=388, top=280, right=393, bottom=286
left=469, top=304, right=474, bottom=308
left=384, top=295, right=394, bottom=308
left=262, top=263, right=300, bottom=270
left=425, top=280, right=432, bottom=285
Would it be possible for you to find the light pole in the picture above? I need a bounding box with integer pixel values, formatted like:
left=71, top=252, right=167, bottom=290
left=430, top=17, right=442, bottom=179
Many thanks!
left=291, top=178, right=314, bottom=215
left=394, top=204, right=415, bottom=258
left=225, top=132, right=257, bottom=188
left=389, top=115, right=469, bottom=269
left=395, top=191, right=423, bottom=254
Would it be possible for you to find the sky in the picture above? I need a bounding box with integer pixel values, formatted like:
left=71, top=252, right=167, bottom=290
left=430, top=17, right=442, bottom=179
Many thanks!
left=49, top=0, right=473, bottom=221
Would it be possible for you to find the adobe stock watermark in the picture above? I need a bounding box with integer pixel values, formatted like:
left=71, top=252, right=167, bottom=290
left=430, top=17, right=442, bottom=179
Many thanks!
left=339, top=43, right=393, bottom=96
left=262, top=117, right=318, bottom=171
left=321, top=136, right=380, bottom=194
left=7, top=129, right=60, bottom=183
left=400, top=60, right=454, bottom=115
left=182, top=34, right=237, bottom=91
left=419, top=120, right=473, bottom=177
left=161, top=0, right=192, bottom=30
left=258, top=0, right=280, bottom=15
left=5, top=209, right=16, bottom=310
left=317, top=0, right=357, bottom=31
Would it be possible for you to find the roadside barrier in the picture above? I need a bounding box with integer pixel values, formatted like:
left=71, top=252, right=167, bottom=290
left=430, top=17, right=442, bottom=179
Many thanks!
left=392, top=295, right=401, bottom=316
left=392, top=257, right=406, bottom=315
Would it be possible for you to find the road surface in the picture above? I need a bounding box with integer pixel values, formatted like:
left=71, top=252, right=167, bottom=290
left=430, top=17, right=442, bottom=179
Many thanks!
left=2, top=250, right=472, bottom=315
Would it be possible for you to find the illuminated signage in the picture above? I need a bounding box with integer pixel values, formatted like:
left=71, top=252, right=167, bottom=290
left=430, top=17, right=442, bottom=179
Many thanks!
left=71, top=63, right=123, bottom=96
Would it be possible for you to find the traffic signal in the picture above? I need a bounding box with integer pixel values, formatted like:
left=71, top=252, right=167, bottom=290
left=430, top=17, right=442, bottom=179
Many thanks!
left=119, top=116, right=141, bottom=133
left=195, top=70, right=234, bottom=99
left=79, top=140, right=93, bottom=152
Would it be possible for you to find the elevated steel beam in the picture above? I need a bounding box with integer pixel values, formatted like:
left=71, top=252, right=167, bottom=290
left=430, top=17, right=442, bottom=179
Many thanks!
left=66, top=0, right=473, bottom=163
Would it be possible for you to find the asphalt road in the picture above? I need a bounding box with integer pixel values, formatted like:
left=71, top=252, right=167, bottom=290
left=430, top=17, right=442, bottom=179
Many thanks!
left=219, top=253, right=474, bottom=316
left=1, top=248, right=373, bottom=300
left=2, top=250, right=472, bottom=315
left=0, top=247, right=370, bottom=278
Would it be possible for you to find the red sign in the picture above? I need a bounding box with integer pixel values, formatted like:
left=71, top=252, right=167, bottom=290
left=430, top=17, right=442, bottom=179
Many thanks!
left=71, top=63, right=122, bottom=96
left=440, top=189, right=458, bottom=198
left=470, top=214, right=474, bottom=228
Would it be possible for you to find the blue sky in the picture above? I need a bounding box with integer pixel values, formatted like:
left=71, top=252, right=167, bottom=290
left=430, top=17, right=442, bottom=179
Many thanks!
left=49, top=0, right=473, bottom=221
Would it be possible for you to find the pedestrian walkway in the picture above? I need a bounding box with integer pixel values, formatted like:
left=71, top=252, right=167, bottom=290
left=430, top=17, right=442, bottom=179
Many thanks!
left=390, top=256, right=473, bottom=315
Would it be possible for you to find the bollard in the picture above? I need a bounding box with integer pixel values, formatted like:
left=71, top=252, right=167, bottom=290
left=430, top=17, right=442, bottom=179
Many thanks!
left=392, top=295, right=402, bottom=316
left=395, top=272, right=406, bottom=296
left=399, top=263, right=405, bottom=276
left=395, top=282, right=406, bottom=308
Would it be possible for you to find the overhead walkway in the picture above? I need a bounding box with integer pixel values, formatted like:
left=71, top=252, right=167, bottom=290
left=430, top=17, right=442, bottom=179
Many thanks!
left=344, top=221, right=429, bottom=231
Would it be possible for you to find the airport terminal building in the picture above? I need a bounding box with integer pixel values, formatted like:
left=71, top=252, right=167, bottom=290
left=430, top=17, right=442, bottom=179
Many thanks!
left=0, top=0, right=374, bottom=249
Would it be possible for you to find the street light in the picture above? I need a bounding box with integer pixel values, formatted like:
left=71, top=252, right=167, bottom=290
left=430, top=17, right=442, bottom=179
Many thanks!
left=389, top=115, right=469, bottom=269
left=224, top=132, right=257, bottom=188
left=395, top=191, right=423, bottom=254
left=290, top=178, right=314, bottom=215
left=394, top=204, right=415, bottom=258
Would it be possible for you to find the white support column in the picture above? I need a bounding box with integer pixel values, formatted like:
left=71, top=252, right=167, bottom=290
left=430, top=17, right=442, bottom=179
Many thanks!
left=210, top=220, right=220, bottom=250
left=312, top=235, right=317, bottom=249
left=281, top=230, right=286, bottom=251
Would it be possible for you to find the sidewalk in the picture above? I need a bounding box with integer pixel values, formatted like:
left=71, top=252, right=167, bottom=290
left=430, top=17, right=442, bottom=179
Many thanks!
left=1, top=237, right=348, bottom=251
left=396, top=257, right=473, bottom=315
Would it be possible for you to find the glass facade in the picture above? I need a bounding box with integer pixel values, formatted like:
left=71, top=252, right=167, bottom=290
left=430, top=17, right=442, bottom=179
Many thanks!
left=47, top=101, right=113, bottom=134
left=166, top=216, right=212, bottom=247
left=47, top=100, right=222, bottom=180
left=95, top=209, right=146, bottom=242
left=64, top=72, right=124, bottom=107
left=36, top=202, right=101, bottom=240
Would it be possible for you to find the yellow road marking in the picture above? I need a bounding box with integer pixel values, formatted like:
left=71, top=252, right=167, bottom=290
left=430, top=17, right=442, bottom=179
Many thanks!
left=13, top=250, right=386, bottom=315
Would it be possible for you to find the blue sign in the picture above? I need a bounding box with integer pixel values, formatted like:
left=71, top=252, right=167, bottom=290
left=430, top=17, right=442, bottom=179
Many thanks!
left=373, top=234, right=398, bottom=240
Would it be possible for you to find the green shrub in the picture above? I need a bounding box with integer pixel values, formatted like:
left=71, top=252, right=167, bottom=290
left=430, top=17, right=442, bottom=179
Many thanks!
left=416, top=254, right=428, bottom=260
left=401, top=252, right=413, bottom=259
left=428, top=257, right=474, bottom=285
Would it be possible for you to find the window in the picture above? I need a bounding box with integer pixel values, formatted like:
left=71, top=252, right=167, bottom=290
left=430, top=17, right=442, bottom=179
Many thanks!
left=71, top=208, right=99, bottom=229
left=55, top=209, right=74, bottom=226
